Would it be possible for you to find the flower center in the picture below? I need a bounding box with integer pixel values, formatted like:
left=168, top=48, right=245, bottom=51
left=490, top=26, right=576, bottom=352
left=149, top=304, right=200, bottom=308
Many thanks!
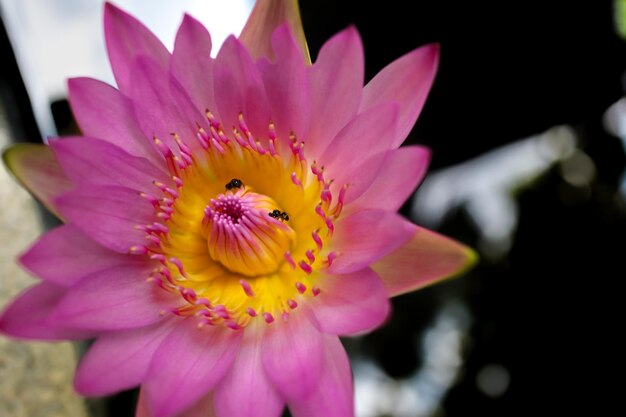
left=131, top=112, right=346, bottom=329
left=202, top=190, right=295, bottom=276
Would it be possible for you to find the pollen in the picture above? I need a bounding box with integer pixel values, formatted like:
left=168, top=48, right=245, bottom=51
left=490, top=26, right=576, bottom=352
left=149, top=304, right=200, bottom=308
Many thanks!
left=133, top=112, right=346, bottom=329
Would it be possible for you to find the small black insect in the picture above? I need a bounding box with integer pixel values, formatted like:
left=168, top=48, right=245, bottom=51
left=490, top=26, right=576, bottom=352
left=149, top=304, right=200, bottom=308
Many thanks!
left=269, top=209, right=289, bottom=222
left=225, top=178, right=244, bottom=191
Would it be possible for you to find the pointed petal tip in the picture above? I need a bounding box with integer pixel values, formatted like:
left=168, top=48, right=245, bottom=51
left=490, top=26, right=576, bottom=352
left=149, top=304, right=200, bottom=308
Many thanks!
left=104, top=0, right=170, bottom=92
left=240, top=0, right=310, bottom=63
left=423, top=42, right=441, bottom=68
left=460, top=245, right=480, bottom=273
left=372, top=227, right=478, bottom=297
left=180, top=12, right=202, bottom=26
left=103, top=1, right=126, bottom=20
left=425, top=41, right=441, bottom=54
left=416, top=234, right=479, bottom=285
left=2, top=143, right=72, bottom=219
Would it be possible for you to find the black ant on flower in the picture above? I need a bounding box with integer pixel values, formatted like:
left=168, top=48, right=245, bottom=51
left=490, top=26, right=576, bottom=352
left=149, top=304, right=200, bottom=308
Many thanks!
left=268, top=209, right=289, bottom=222
left=225, top=178, right=244, bottom=191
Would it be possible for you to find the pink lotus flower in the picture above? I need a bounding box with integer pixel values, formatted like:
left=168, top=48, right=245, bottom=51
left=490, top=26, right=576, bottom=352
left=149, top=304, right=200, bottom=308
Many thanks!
left=0, top=1, right=476, bottom=416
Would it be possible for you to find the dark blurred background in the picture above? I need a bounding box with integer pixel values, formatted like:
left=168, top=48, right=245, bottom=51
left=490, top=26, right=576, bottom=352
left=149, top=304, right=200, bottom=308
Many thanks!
left=2, top=0, right=626, bottom=416
left=300, top=1, right=626, bottom=416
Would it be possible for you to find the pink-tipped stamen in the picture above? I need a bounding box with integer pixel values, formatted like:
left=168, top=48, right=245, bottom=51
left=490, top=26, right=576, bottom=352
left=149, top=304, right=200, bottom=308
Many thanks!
left=312, top=230, right=324, bottom=250
left=334, top=184, right=348, bottom=216
left=158, top=266, right=173, bottom=281
left=227, top=322, right=242, bottom=330
left=315, top=204, right=327, bottom=220
left=145, top=234, right=161, bottom=246
left=179, top=287, right=198, bottom=303
left=139, top=192, right=159, bottom=206
left=291, top=172, right=303, bottom=187
left=263, top=312, right=275, bottom=324
left=255, top=140, right=267, bottom=155
left=305, top=250, right=316, bottom=264
left=233, top=128, right=249, bottom=147
left=297, top=142, right=306, bottom=161
left=196, top=128, right=210, bottom=149
left=238, top=113, right=250, bottom=135
left=195, top=298, right=212, bottom=308
left=325, top=218, right=335, bottom=235
left=179, top=152, right=193, bottom=166
left=327, top=251, right=337, bottom=267
left=172, top=176, right=184, bottom=188
left=172, top=155, right=188, bottom=169
left=268, top=138, right=278, bottom=156
left=321, top=187, right=332, bottom=204
left=164, top=187, right=179, bottom=199
left=211, top=137, right=225, bottom=154
left=153, top=137, right=172, bottom=158
left=213, top=304, right=230, bottom=320
left=172, top=133, right=192, bottom=155
left=287, top=299, right=298, bottom=309
left=149, top=222, right=169, bottom=234
left=239, top=279, right=255, bottom=297
left=169, top=257, right=187, bottom=277
left=312, top=286, right=321, bottom=296
left=150, top=254, right=167, bottom=263
left=268, top=122, right=277, bottom=140
left=206, top=110, right=218, bottom=126
left=298, top=260, right=313, bottom=274
left=311, top=161, right=321, bottom=176
left=196, top=319, right=212, bottom=329
left=129, top=245, right=149, bottom=255
left=295, top=281, right=307, bottom=294
left=217, top=128, right=230, bottom=144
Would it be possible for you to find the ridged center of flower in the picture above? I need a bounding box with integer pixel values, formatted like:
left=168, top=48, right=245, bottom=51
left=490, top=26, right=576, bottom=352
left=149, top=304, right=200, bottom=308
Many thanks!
left=202, top=191, right=295, bottom=276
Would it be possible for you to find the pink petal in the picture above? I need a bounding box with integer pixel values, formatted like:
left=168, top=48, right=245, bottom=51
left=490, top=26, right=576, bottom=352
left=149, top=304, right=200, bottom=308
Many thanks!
left=51, top=137, right=167, bottom=190
left=214, top=331, right=284, bottom=417
left=49, top=265, right=173, bottom=331
left=55, top=185, right=157, bottom=253
left=261, top=307, right=324, bottom=402
left=289, top=335, right=353, bottom=417
left=75, top=320, right=175, bottom=396
left=348, top=145, right=431, bottom=215
left=104, top=2, right=169, bottom=92
left=258, top=24, right=311, bottom=148
left=239, top=0, right=309, bottom=63
left=327, top=149, right=389, bottom=206
left=67, top=77, right=163, bottom=167
left=359, top=43, right=440, bottom=147
left=136, top=387, right=217, bottom=417
left=328, top=210, right=415, bottom=274
left=128, top=56, right=208, bottom=154
left=0, top=282, right=94, bottom=340
left=171, top=14, right=217, bottom=119
left=372, top=226, right=478, bottom=297
left=213, top=36, right=271, bottom=141
left=145, top=318, right=242, bottom=417
left=20, top=224, right=140, bottom=287
left=311, top=268, right=390, bottom=336
left=319, top=102, right=398, bottom=189
left=3, top=144, right=72, bottom=219
left=305, top=27, right=364, bottom=159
